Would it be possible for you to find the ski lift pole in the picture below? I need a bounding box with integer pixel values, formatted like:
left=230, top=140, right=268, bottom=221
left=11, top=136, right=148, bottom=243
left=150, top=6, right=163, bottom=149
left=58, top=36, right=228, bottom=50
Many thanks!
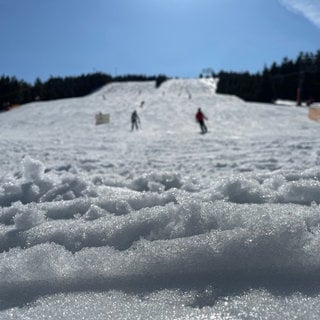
left=296, top=70, right=305, bottom=106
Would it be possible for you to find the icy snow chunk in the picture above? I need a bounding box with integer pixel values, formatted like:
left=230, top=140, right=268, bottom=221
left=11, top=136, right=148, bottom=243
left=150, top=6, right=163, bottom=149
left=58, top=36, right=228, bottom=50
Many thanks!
left=155, top=201, right=204, bottom=239
left=216, top=176, right=264, bottom=204
left=129, top=172, right=183, bottom=192
left=147, top=181, right=165, bottom=193
left=182, top=177, right=201, bottom=192
left=44, top=198, right=92, bottom=220
left=40, top=176, right=88, bottom=202
left=22, top=156, right=45, bottom=183
left=278, top=180, right=320, bottom=205
left=97, top=198, right=131, bottom=215
left=83, top=204, right=106, bottom=220
left=262, top=174, right=287, bottom=191
left=0, top=157, right=56, bottom=206
left=14, top=207, right=45, bottom=231
left=0, top=243, right=75, bottom=284
left=0, top=181, right=23, bottom=207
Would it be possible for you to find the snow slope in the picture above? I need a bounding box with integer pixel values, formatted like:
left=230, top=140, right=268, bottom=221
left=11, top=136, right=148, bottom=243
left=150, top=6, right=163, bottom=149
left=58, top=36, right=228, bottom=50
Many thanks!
left=1, top=78, right=320, bottom=319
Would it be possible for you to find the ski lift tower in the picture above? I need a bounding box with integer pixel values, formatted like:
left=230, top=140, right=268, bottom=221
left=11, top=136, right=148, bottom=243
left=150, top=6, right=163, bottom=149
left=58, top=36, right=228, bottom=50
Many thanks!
left=296, top=70, right=304, bottom=106
left=297, top=70, right=305, bottom=107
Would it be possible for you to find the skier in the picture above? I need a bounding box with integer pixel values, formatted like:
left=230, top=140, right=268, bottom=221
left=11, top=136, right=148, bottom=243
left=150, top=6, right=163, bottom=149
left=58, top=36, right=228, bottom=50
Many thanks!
left=131, top=110, right=140, bottom=131
left=195, top=108, right=208, bottom=134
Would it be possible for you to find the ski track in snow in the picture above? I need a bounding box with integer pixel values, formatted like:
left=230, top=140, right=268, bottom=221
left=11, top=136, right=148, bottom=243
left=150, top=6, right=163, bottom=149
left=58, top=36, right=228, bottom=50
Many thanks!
left=1, top=79, right=320, bottom=319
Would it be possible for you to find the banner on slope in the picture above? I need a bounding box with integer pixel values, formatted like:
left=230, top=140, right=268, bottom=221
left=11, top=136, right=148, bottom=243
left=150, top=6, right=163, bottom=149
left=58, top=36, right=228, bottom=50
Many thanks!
left=95, top=112, right=110, bottom=125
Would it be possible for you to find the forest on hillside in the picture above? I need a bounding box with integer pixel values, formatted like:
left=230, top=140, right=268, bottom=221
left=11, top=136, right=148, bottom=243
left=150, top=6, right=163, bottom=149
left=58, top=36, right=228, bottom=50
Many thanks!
left=1, top=50, right=319, bottom=111
left=215, top=50, right=320, bottom=104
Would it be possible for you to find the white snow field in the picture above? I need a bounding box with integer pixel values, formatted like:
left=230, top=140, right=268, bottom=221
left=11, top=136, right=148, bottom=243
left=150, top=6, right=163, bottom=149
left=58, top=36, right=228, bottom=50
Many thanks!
left=1, top=78, right=320, bottom=319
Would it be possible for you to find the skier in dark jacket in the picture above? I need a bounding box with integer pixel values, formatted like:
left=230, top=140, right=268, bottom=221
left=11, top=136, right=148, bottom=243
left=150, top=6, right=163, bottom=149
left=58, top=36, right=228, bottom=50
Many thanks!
left=195, top=108, right=208, bottom=134
left=131, top=110, right=140, bottom=131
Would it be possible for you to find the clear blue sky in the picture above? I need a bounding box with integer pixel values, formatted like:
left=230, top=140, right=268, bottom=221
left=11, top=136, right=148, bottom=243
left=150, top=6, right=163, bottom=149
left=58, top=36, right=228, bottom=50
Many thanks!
left=0, top=0, right=319, bottom=83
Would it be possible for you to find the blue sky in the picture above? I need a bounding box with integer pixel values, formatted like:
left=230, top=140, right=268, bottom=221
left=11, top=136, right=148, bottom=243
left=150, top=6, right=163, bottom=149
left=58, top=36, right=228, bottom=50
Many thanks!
left=0, top=0, right=319, bottom=83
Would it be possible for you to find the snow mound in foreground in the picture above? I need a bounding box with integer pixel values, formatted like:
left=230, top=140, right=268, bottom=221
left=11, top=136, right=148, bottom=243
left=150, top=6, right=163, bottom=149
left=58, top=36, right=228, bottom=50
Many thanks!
left=1, top=157, right=320, bottom=311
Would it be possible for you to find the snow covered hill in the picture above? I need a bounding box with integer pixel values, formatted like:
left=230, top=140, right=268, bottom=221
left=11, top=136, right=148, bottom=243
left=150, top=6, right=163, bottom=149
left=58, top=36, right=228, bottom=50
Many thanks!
left=1, top=78, right=317, bottom=178
left=1, top=79, right=320, bottom=319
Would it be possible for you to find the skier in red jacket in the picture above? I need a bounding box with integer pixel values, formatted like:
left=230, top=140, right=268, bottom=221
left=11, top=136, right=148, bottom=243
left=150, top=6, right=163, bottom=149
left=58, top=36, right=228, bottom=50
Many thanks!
left=195, top=108, right=208, bottom=134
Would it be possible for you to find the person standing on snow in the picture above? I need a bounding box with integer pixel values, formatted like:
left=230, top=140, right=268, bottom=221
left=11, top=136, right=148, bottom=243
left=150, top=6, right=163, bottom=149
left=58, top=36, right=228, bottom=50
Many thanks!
left=195, top=108, right=208, bottom=134
left=131, top=110, right=140, bottom=131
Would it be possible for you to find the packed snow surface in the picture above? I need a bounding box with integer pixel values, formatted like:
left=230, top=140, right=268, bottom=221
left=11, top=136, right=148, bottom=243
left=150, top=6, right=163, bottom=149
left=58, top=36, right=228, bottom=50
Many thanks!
left=1, top=78, right=320, bottom=319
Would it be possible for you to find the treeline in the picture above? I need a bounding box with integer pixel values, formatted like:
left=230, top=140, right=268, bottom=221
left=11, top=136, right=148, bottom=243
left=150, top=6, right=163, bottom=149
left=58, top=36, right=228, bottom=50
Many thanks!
left=0, top=73, right=168, bottom=111
left=215, top=50, right=320, bottom=104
